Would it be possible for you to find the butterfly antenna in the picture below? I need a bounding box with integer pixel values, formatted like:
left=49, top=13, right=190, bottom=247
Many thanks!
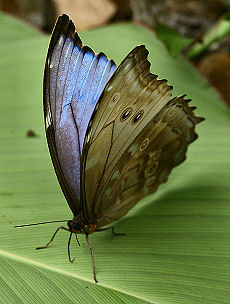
left=14, top=219, right=69, bottom=228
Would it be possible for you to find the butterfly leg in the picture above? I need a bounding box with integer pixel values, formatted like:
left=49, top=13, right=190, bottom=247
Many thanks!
left=67, top=232, right=78, bottom=263
left=36, top=225, right=70, bottom=250
left=111, top=226, right=126, bottom=236
left=95, top=226, right=126, bottom=236
left=85, top=234, right=98, bottom=283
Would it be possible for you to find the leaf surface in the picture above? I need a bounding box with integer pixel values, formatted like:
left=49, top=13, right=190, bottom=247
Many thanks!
left=0, top=13, right=230, bottom=304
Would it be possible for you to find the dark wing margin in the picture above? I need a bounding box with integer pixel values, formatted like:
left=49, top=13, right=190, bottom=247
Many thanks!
left=43, top=14, right=82, bottom=215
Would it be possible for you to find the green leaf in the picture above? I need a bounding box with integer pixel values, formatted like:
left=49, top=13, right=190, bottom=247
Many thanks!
left=0, top=13, right=230, bottom=304
left=155, top=22, right=192, bottom=57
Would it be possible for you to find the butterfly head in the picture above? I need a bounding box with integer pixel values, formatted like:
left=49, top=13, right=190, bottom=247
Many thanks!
left=67, top=215, right=97, bottom=234
left=67, top=219, right=82, bottom=233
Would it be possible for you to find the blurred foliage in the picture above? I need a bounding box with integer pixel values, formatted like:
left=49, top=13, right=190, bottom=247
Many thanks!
left=187, top=10, right=230, bottom=59
left=155, top=22, right=192, bottom=57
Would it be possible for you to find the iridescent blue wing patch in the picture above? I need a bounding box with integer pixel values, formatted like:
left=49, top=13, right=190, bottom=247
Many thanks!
left=43, top=15, right=116, bottom=214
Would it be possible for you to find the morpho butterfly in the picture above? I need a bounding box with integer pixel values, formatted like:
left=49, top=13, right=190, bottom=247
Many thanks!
left=39, top=14, right=204, bottom=282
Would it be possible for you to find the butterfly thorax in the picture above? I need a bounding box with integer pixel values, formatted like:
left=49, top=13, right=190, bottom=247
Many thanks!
left=67, top=214, right=97, bottom=234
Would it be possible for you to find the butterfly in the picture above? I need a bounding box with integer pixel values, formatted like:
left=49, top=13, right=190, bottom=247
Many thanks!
left=38, top=14, right=204, bottom=283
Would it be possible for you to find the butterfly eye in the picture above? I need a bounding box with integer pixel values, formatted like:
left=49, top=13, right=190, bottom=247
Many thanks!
left=112, top=92, right=120, bottom=103
left=147, top=162, right=158, bottom=176
left=132, top=110, right=144, bottom=124
left=149, top=163, right=157, bottom=173
left=140, top=138, right=149, bottom=151
left=120, top=107, right=133, bottom=122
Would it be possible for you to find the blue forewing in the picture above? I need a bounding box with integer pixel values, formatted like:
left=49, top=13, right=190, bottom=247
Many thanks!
left=43, top=14, right=116, bottom=215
